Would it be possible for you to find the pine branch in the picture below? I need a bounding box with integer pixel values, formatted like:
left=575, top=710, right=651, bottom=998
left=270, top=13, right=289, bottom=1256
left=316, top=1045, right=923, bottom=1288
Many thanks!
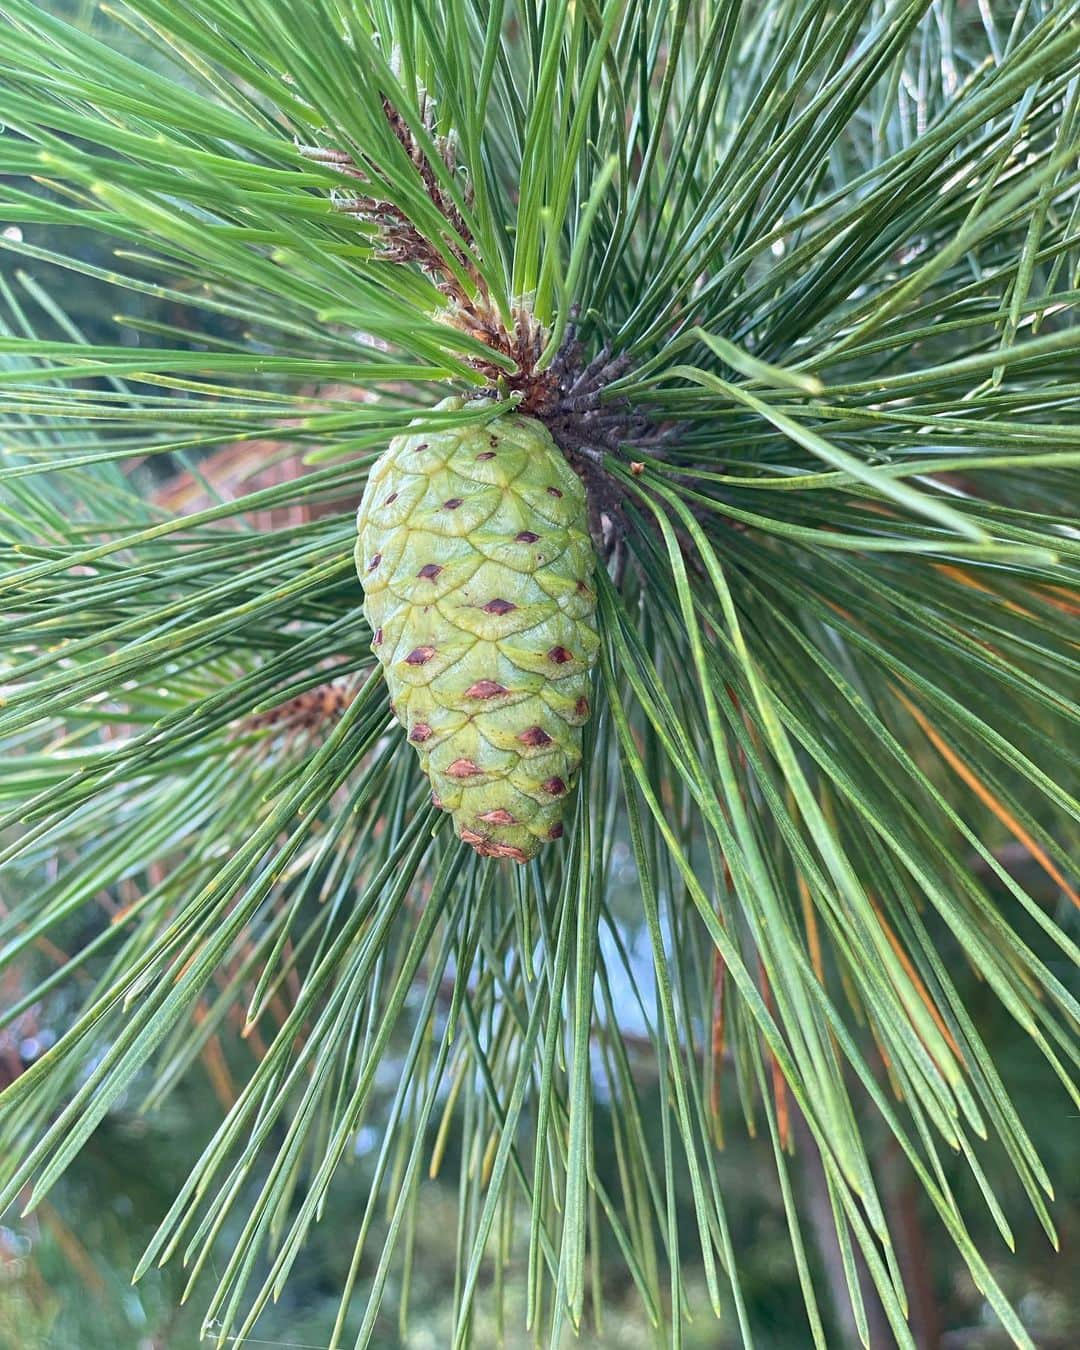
left=0, top=2, right=1078, bottom=1347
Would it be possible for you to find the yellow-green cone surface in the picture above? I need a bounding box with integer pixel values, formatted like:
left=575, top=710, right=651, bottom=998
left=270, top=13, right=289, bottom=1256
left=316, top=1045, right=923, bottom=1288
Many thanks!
left=356, top=399, right=599, bottom=862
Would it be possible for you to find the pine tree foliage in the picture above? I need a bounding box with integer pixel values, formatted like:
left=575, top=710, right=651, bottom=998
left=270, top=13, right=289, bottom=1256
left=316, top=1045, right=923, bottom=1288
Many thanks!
left=0, top=1, right=1078, bottom=1345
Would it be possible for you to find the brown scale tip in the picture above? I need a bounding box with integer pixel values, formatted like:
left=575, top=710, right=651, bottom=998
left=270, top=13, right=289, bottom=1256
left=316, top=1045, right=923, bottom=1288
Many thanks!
left=548, top=823, right=564, bottom=840
left=516, top=531, right=540, bottom=543
left=446, top=758, right=481, bottom=778
left=372, top=627, right=383, bottom=646
left=483, top=598, right=516, bottom=615
left=464, top=679, right=507, bottom=699
left=417, top=563, right=443, bottom=580
left=385, top=491, right=398, bottom=504
left=409, top=723, right=433, bottom=743
left=548, top=646, right=572, bottom=664
left=404, top=646, right=435, bottom=665
left=518, top=726, right=552, bottom=747
left=547, top=486, right=563, bottom=497
left=542, top=776, right=567, bottom=796
left=476, top=451, right=496, bottom=461
left=459, top=828, right=529, bottom=863
left=478, top=808, right=517, bottom=825
left=443, top=498, right=463, bottom=509
left=575, top=696, right=589, bottom=717
left=367, top=553, right=382, bottom=571
left=413, top=441, right=429, bottom=452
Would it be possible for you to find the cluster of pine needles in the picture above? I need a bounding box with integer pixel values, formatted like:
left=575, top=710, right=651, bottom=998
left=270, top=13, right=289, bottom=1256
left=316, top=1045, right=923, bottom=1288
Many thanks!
left=0, top=1, right=1078, bottom=1347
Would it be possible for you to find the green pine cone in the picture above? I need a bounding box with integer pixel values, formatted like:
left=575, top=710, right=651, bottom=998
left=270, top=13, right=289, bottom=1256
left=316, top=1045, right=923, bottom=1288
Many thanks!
left=356, top=398, right=599, bottom=862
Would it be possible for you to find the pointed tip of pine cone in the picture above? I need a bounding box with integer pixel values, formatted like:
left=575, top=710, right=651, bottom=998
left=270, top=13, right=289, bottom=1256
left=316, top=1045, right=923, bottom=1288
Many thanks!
left=458, top=828, right=532, bottom=863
